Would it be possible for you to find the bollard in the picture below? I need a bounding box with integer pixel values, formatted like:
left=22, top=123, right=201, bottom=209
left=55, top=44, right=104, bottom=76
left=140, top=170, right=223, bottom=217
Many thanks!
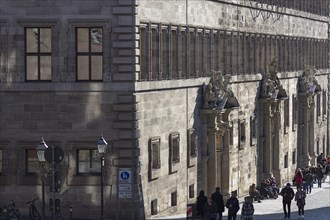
left=186, top=204, right=193, bottom=220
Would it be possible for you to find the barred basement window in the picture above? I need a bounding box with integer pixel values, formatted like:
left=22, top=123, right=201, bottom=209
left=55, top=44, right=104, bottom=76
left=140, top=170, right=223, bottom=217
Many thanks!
left=25, top=27, right=52, bottom=81
left=171, top=191, right=177, bottom=206
left=170, top=132, right=180, bottom=163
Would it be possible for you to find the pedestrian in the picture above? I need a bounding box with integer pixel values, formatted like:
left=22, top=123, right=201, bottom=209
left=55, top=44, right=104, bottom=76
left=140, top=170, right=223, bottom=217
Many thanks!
left=226, top=191, right=240, bottom=220
left=241, top=196, right=254, bottom=220
left=315, top=164, right=324, bottom=188
left=204, top=198, right=218, bottom=220
left=196, top=190, right=208, bottom=220
left=303, top=170, right=313, bottom=194
left=295, top=186, right=306, bottom=219
left=280, top=183, right=295, bottom=219
left=249, top=183, right=262, bottom=203
left=211, top=187, right=225, bottom=220
left=294, top=169, right=304, bottom=189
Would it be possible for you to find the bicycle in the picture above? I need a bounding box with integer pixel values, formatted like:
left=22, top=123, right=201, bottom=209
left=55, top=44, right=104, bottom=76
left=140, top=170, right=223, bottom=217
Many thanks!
left=3, top=200, right=22, bottom=220
left=26, top=198, right=41, bottom=220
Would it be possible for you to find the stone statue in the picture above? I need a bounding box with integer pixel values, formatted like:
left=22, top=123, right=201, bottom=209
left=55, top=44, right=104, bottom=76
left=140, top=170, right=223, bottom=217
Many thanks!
left=203, top=70, right=239, bottom=109
left=299, top=66, right=321, bottom=93
left=260, top=57, right=287, bottom=99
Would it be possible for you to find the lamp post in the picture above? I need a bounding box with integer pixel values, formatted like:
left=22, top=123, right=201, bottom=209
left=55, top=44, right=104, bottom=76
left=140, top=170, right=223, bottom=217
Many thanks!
left=97, top=136, right=108, bottom=220
left=36, top=138, right=48, bottom=220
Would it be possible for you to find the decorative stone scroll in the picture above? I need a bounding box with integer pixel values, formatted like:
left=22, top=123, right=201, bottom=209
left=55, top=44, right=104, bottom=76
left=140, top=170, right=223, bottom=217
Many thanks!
left=299, top=66, right=321, bottom=94
left=203, top=70, right=239, bottom=110
left=260, top=57, right=287, bottom=99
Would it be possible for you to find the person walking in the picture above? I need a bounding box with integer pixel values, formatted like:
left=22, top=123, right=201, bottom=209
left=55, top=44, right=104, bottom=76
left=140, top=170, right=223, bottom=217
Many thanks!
left=196, top=190, right=208, bottom=220
left=294, top=169, right=304, bottom=189
left=226, top=191, right=240, bottom=220
left=211, top=187, right=225, bottom=220
left=303, top=170, right=314, bottom=194
left=315, top=164, right=324, bottom=188
left=295, top=186, right=306, bottom=219
left=204, top=198, right=218, bottom=220
left=280, top=183, right=295, bottom=219
left=241, top=197, right=254, bottom=220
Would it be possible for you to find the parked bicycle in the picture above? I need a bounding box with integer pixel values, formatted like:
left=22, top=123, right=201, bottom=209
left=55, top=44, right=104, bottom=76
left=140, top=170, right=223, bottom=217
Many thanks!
left=26, top=198, right=41, bottom=220
left=2, top=200, right=22, bottom=220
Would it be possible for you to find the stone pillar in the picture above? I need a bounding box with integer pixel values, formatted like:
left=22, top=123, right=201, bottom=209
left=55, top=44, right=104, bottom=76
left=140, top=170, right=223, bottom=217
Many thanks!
left=207, top=127, right=218, bottom=196
left=272, top=104, right=281, bottom=182
left=220, top=127, right=231, bottom=197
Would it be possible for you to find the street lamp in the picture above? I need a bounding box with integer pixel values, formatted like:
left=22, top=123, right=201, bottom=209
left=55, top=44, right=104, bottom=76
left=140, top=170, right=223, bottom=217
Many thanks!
left=97, top=136, right=108, bottom=220
left=36, top=138, right=48, bottom=220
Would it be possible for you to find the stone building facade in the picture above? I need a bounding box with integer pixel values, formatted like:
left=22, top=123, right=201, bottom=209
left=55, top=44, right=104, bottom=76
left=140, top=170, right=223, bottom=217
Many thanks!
left=0, top=0, right=329, bottom=219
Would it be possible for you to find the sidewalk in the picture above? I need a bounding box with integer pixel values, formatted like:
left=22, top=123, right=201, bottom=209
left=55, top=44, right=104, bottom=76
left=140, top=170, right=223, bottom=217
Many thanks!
left=148, top=175, right=330, bottom=220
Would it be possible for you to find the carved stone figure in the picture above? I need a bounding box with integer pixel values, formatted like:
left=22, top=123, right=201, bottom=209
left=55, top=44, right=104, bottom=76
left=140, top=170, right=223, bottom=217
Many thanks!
left=299, top=66, right=321, bottom=93
left=260, top=57, right=287, bottom=99
left=203, top=71, right=239, bottom=109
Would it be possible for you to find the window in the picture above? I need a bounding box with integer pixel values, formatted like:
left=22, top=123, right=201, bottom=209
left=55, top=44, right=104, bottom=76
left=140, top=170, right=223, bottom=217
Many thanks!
left=239, top=120, right=246, bottom=149
left=170, top=132, right=180, bottom=163
left=316, top=93, right=321, bottom=121
left=151, top=199, right=158, bottom=215
left=25, top=27, right=52, bottom=81
left=250, top=114, right=257, bottom=146
left=189, top=184, right=195, bottom=198
left=77, top=149, right=101, bottom=175
left=284, top=152, right=288, bottom=168
left=188, top=129, right=197, bottom=157
left=284, top=98, right=290, bottom=133
left=149, top=137, right=161, bottom=180
left=322, top=90, right=327, bottom=118
left=292, top=150, right=296, bottom=164
left=26, top=149, right=39, bottom=174
left=76, top=27, right=103, bottom=81
left=171, top=191, right=177, bottom=206
left=292, top=94, right=297, bottom=131
left=0, top=149, right=2, bottom=175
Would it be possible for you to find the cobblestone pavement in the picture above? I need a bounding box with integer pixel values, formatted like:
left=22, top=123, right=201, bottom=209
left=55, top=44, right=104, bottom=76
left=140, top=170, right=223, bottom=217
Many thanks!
left=149, top=175, right=330, bottom=220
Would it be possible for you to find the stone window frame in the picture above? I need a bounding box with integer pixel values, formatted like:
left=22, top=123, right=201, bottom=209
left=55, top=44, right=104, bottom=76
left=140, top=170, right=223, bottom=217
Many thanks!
left=188, top=184, right=195, bottom=199
left=67, top=19, right=111, bottom=82
left=283, top=98, right=290, bottom=134
left=284, top=152, right=288, bottom=168
left=171, top=191, right=178, bottom=206
left=238, top=119, right=246, bottom=149
left=0, top=143, right=10, bottom=185
left=169, top=132, right=180, bottom=173
left=67, top=141, right=109, bottom=186
left=187, top=128, right=197, bottom=167
left=250, top=114, right=257, bottom=146
left=151, top=199, right=158, bottom=215
left=292, top=150, right=296, bottom=165
left=0, top=20, right=8, bottom=81
left=16, top=19, right=60, bottom=82
left=148, top=137, right=161, bottom=181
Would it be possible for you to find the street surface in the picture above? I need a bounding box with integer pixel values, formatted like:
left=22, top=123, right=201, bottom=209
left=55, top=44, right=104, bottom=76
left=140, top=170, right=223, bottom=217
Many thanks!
left=149, top=175, right=330, bottom=220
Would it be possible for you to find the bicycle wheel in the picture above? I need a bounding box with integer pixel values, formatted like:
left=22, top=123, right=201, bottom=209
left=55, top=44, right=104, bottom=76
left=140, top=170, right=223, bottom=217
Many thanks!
left=32, top=208, right=41, bottom=220
left=14, top=209, right=22, bottom=220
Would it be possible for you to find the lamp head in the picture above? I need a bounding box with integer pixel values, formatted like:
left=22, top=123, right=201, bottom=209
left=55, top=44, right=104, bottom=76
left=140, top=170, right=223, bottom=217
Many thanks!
left=36, top=137, right=48, bottom=162
left=97, top=136, right=108, bottom=155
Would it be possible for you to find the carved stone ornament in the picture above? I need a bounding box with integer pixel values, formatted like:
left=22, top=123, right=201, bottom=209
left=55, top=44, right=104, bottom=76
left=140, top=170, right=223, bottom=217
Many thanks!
left=299, top=66, right=321, bottom=94
left=203, top=70, right=239, bottom=109
left=260, top=57, right=287, bottom=99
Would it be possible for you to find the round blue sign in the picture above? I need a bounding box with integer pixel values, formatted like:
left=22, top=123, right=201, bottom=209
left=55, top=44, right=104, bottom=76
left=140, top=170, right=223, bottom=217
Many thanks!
left=121, top=171, right=130, bottom=180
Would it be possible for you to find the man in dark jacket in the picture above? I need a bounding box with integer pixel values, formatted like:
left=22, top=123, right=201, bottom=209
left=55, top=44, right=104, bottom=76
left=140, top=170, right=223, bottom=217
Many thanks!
left=211, top=187, right=225, bottom=220
left=196, top=190, right=207, bottom=219
left=280, top=183, right=295, bottom=219
left=226, top=191, right=240, bottom=220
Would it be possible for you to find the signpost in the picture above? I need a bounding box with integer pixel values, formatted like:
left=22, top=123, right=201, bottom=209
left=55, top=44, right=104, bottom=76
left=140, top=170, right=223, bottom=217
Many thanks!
left=118, top=168, right=132, bottom=199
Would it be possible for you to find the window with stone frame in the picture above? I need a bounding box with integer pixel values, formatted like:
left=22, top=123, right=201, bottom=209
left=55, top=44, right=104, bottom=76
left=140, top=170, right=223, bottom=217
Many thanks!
left=0, top=149, right=2, bottom=175
left=229, top=123, right=234, bottom=145
left=250, top=114, right=257, bottom=146
left=292, top=94, right=297, bottom=131
left=284, top=98, right=290, bottom=133
left=322, top=90, right=327, bottom=119
left=150, top=137, right=161, bottom=170
left=76, top=149, right=101, bottom=175
left=25, top=27, right=52, bottom=81
left=292, top=150, right=296, bottom=164
left=170, top=132, right=180, bottom=163
left=151, top=199, right=158, bottom=215
left=171, top=191, right=177, bottom=206
left=187, top=129, right=197, bottom=167
left=239, top=120, right=246, bottom=149
left=76, top=27, right=103, bottom=81
left=26, top=149, right=39, bottom=175
left=284, top=152, right=288, bottom=168
left=189, top=184, right=195, bottom=198
left=316, top=93, right=321, bottom=122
